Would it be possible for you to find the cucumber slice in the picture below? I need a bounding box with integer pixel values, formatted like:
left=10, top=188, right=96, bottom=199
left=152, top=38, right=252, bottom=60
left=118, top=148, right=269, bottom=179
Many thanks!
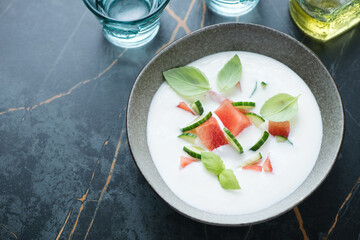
left=261, top=81, right=267, bottom=88
left=245, top=113, right=265, bottom=127
left=191, top=100, right=204, bottom=115
left=232, top=102, right=255, bottom=110
left=276, top=135, right=293, bottom=145
left=181, top=112, right=212, bottom=132
left=183, top=146, right=205, bottom=159
left=223, top=127, right=244, bottom=153
left=276, top=135, right=287, bottom=142
left=250, top=131, right=269, bottom=151
left=240, top=152, right=262, bottom=167
left=178, top=133, right=197, bottom=144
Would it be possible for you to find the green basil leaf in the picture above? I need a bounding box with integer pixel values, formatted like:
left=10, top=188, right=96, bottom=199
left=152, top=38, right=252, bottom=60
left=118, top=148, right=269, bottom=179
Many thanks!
left=163, top=66, right=211, bottom=97
left=201, top=152, right=225, bottom=176
left=217, top=54, right=242, bottom=91
left=260, top=93, right=300, bottom=122
left=218, top=169, right=240, bottom=190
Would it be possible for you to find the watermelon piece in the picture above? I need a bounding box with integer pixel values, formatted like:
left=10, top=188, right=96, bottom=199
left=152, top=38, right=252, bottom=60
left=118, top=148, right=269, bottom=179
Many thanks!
left=207, top=90, right=226, bottom=103
left=242, top=165, right=262, bottom=172
left=236, top=81, right=242, bottom=91
left=238, top=109, right=249, bottom=114
left=185, top=129, right=197, bottom=135
left=215, top=99, right=252, bottom=136
left=196, top=117, right=228, bottom=151
left=180, top=156, right=197, bottom=168
left=268, top=121, right=290, bottom=138
left=177, top=102, right=195, bottom=115
left=263, top=156, right=273, bottom=173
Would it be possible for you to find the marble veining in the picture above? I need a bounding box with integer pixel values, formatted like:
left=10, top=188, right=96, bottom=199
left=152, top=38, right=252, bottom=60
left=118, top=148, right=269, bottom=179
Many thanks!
left=0, top=0, right=359, bottom=239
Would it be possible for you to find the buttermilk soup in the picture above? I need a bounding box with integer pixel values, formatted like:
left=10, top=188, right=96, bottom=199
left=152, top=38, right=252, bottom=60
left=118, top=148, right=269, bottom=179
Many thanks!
left=147, top=51, right=322, bottom=215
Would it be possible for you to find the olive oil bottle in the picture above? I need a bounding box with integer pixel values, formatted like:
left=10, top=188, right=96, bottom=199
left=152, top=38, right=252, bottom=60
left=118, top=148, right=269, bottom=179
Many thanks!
left=289, top=0, right=360, bottom=41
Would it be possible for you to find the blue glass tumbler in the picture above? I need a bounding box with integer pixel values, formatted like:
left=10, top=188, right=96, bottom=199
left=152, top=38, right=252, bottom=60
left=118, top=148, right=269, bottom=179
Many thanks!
left=83, top=0, right=170, bottom=48
left=205, top=0, right=259, bottom=17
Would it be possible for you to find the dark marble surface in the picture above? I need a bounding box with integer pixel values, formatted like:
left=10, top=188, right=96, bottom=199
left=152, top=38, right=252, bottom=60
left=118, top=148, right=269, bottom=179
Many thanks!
left=0, top=0, right=359, bottom=239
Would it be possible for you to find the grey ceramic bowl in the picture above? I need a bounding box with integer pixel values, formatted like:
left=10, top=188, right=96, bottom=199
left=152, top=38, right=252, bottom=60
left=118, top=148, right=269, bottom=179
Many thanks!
left=127, top=23, right=344, bottom=226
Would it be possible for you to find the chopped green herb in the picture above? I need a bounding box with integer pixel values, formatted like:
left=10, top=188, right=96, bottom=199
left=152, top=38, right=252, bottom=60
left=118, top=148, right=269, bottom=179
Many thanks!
left=249, top=81, right=258, bottom=98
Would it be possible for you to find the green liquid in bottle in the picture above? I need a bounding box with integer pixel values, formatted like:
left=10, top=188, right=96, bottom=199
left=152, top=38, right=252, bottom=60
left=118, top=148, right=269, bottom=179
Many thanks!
left=289, top=0, right=360, bottom=41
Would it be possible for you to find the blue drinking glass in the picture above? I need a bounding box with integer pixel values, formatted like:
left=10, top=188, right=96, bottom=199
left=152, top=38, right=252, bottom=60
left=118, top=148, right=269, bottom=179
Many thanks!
left=83, top=0, right=170, bottom=48
left=205, top=0, right=259, bottom=17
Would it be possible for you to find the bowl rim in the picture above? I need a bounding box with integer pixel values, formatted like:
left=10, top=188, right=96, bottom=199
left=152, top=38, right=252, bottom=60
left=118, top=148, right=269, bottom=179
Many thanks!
left=126, top=22, right=345, bottom=226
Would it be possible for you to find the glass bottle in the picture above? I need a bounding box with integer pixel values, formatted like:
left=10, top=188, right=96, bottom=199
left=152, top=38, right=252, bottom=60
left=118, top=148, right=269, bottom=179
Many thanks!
left=289, top=0, right=360, bottom=41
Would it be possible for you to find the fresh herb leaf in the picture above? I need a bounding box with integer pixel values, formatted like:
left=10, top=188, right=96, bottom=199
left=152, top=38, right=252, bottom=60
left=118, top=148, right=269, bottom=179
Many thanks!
left=261, top=81, right=267, bottom=88
left=218, top=169, right=240, bottom=190
left=163, top=66, right=211, bottom=97
left=217, top=54, right=242, bottom=91
left=260, top=93, right=300, bottom=122
left=201, top=152, right=225, bottom=176
left=201, top=153, right=240, bottom=190
left=249, top=81, right=257, bottom=98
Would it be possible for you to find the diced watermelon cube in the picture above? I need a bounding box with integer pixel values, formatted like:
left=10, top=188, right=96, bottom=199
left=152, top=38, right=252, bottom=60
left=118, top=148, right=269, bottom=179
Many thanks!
left=180, top=156, right=197, bottom=168
left=215, top=99, right=252, bottom=136
left=268, top=121, right=290, bottom=138
left=236, top=81, right=242, bottom=91
left=242, top=165, right=262, bottom=172
left=196, top=117, right=228, bottom=151
left=177, top=101, right=195, bottom=115
left=263, top=156, right=273, bottom=173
